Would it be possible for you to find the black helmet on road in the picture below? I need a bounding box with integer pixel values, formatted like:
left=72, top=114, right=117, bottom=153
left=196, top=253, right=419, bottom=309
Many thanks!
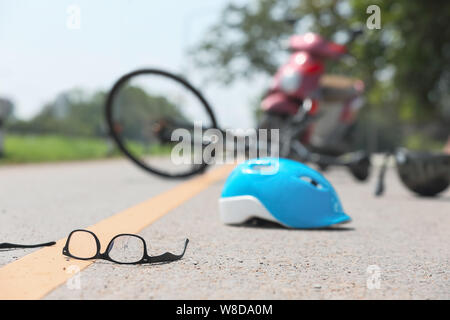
left=375, top=148, right=450, bottom=197
left=395, top=149, right=449, bottom=197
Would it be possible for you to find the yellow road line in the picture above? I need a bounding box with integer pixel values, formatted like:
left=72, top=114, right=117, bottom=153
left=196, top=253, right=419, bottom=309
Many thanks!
left=0, top=164, right=234, bottom=300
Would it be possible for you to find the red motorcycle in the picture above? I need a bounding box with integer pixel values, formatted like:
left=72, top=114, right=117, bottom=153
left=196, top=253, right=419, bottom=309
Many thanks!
left=259, top=31, right=371, bottom=181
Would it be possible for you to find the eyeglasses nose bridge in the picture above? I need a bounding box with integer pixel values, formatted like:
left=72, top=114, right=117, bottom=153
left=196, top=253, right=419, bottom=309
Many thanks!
left=105, top=239, right=115, bottom=255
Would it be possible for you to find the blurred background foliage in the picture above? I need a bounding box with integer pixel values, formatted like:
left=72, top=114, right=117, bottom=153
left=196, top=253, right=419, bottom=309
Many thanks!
left=7, top=90, right=106, bottom=137
left=192, top=0, right=450, bottom=150
left=3, top=87, right=182, bottom=163
left=7, top=87, right=183, bottom=139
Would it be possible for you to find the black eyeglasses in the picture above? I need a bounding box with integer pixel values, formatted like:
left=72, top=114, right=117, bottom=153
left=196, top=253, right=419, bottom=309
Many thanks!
left=62, top=230, right=189, bottom=265
left=0, top=241, right=55, bottom=250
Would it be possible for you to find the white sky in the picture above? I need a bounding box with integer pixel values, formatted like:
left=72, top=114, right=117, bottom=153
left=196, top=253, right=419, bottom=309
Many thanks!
left=0, top=0, right=269, bottom=128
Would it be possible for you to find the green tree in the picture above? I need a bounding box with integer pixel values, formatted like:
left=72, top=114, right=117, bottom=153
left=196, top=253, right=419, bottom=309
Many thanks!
left=8, top=87, right=186, bottom=140
left=113, top=85, right=187, bottom=141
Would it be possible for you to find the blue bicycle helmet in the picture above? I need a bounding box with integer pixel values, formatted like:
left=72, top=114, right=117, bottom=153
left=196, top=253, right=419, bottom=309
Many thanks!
left=219, top=158, right=351, bottom=228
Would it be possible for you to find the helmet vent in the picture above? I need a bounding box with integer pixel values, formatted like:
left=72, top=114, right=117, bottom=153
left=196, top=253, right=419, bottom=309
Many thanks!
left=247, top=163, right=279, bottom=175
left=300, top=176, right=324, bottom=189
left=252, top=164, right=272, bottom=170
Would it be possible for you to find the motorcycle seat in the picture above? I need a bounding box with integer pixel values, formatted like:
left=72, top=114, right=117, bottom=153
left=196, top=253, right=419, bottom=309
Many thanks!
left=319, top=75, right=363, bottom=102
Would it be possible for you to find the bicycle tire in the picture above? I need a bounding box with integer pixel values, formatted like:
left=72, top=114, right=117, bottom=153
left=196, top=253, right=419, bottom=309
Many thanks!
left=105, top=69, right=218, bottom=178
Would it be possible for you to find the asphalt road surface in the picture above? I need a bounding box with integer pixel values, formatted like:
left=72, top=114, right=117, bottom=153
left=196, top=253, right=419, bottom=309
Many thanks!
left=0, top=158, right=449, bottom=299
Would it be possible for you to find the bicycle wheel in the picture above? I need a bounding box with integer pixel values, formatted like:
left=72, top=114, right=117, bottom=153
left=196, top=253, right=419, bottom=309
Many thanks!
left=105, top=69, right=218, bottom=178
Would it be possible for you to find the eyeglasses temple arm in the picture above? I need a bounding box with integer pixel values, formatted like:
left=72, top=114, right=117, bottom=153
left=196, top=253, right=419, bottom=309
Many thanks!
left=0, top=241, right=56, bottom=249
left=148, top=239, right=189, bottom=263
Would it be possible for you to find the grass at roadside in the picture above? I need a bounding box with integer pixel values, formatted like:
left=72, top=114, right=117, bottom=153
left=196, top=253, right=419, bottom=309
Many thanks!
left=0, top=134, right=175, bottom=164
left=0, top=134, right=113, bottom=164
